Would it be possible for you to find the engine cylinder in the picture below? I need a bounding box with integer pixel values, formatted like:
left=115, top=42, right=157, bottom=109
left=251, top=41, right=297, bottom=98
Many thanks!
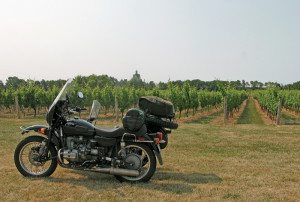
left=63, top=149, right=78, bottom=161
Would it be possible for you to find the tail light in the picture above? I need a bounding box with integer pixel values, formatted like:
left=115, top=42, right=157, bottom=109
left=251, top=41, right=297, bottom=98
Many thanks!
left=154, top=132, right=163, bottom=144
left=156, top=132, right=163, bottom=141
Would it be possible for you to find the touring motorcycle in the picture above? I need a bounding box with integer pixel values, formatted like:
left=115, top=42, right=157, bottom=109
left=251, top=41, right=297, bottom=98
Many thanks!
left=14, top=79, right=178, bottom=182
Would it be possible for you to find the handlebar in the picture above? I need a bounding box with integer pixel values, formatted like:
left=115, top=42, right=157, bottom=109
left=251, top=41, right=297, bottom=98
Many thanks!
left=69, top=107, right=87, bottom=114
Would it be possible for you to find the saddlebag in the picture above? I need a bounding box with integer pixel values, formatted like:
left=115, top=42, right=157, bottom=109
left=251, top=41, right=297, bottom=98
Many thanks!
left=122, top=108, right=146, bottom=135
left=139, top=96, right=175, bottom=118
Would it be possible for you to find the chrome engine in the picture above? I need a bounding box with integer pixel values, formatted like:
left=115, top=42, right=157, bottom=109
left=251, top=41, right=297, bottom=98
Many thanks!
left=62, top=136, right=105, bottom=162
left=57, top=136, right=141, bottom=177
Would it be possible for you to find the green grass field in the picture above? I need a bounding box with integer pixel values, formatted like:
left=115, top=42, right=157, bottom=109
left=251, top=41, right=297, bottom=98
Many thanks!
left=237, top=98, right=264, bottom=124
left=1, top=117, right=300, bottom=201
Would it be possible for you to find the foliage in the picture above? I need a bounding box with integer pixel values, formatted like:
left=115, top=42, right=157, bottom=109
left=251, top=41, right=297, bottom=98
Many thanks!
left=280, top=90, right=300, bottom=112
left=198, top=91, right=223, bottom=109
left=114, top=87, right=131, bottom=116
left=225, top=89, right=248, bottom=114
left=253, top=88, right=279, bottom=117
left=1, top=74, right=299, bottom=119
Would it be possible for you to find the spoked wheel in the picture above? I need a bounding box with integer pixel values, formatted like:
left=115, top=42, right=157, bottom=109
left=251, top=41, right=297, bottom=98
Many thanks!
left=14, top=136, right=57, bottom=177
left=115, top=143, right=156, bottom=183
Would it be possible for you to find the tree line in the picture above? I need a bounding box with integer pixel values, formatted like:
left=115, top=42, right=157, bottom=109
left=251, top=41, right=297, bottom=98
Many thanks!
left=0, top=72, right=299, bottom=120
left=1, top=72, right=300, bottom=92
left=0, top=77, right=245, bottom=119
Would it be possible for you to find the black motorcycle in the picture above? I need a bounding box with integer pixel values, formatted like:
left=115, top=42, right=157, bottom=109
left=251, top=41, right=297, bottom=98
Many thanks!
left=14, top=79, right=178, bottom=182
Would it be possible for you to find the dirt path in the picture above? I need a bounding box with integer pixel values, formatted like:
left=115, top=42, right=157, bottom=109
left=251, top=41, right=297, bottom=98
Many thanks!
left=282, top=108, right=300, bottom=119
left=280, top=109, right=300, bottom=125
left=210, top=99, right=248, bottom=125
left=178, top=107, right=222, bottom=124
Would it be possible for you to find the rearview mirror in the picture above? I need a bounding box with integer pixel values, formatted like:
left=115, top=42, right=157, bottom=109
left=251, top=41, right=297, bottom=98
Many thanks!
left=77, top=92, right=84, bottom=99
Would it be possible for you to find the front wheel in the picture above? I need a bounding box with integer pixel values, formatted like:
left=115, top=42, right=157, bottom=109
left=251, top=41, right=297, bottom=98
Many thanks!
left=14, top=135, right=57, bottom=177
left=115, top=143, right=156, bottom=183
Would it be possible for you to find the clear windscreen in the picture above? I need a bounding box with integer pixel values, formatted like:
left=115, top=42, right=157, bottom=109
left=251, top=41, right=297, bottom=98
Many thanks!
left=46, top=78, right=73, bottom=124
left=89, top=100, right=101, bottom=120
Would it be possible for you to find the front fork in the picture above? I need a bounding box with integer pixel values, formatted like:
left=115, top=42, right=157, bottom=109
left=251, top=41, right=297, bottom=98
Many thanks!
left=43, top=127, right=61, bottom=160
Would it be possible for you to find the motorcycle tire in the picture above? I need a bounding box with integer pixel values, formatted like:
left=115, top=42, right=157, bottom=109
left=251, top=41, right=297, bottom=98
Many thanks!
left=14, top=135, right=57, bottom=177
left=115, top=143, right=156, bottom=183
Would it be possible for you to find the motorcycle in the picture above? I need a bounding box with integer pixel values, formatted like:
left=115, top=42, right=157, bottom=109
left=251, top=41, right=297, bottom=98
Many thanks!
left=14, top=78, right=178, bottom=182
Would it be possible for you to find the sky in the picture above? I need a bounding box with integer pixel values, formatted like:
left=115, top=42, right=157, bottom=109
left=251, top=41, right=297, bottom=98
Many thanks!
left=0, top=0, right=299, bottom=84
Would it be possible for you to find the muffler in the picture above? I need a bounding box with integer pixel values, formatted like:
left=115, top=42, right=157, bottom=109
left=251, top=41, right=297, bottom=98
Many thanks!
left=85, top=167, right=139, bottom=177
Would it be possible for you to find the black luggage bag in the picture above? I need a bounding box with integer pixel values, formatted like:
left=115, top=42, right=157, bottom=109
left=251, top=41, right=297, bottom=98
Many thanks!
left=138, top=96, right=175, bottom=119
left=122, top=108, right=147, bottom=135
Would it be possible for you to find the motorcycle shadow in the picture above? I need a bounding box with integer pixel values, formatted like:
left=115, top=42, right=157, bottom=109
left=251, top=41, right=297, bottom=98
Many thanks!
left=154, top=170, right=223, bottom=184
left=43, top=169, right=222, bottom=195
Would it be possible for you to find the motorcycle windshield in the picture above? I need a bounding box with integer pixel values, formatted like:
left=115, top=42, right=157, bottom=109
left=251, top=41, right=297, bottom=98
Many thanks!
left=46, top=78, right=73, bottom=124
left=89, top=100, right=101, bottom=121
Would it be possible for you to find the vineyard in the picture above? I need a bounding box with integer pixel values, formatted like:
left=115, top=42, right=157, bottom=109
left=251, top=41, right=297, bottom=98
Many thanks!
left=1, top=77, right=300, bottom=201
left=0, top=76, right=299, bottom=124
left=0, top=80, right=246, bottom=120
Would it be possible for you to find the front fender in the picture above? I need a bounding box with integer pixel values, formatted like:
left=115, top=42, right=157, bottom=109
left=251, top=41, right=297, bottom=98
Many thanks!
left=21, top=125, right=49, bottom=135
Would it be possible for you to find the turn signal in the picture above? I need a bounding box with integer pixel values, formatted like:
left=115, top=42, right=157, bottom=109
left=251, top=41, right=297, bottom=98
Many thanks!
left=38, top=128, right=46, bottom=135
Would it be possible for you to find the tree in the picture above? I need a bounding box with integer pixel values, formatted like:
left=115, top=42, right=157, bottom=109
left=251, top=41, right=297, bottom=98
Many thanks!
left=3, top=88, right=15, bottom=111
left=0, top=89, right=3, bottom=109
left=167, top=82, right=179, bottom=112
left=129, top=70, right=144, bottom=88
left=182, top=81, right=191, bottom=117
left=115, top=87, right=131, bottom=117
left=0, top=80, right=4, bottom=89
left=86, top=75, right=98, bottom=88
left=177, top=87, right=185, bottom=118
left=250, top=80, right=263, bottom=89
left=158, top=82, right=167, bottom=90
left=20, top=81, right=40, bottom=117
left=6, top=76, right=25, bottom=89
left=129, top=88, right=140, bottom=107
left=265, top=82, right=281, bottom=89
left=241, top=80, right=246, bottom=90
left=146, top=81, right=156, bottom=90
left=190, top=88, right=199, bottom=115
left=285, top=81, right=300, bottom=90
left=150, top=87, right=160, bottom=97
left=101, top=86, right=114, bottom=114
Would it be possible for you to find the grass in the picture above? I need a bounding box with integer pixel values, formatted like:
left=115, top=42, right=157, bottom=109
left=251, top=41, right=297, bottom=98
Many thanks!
left=188, top=111, right=223, bottom=124
left=281, top=113, right=300, bottom=125
left=0, top=118, right=300, bottom=201
left=237, top=98, right=264, bottom=124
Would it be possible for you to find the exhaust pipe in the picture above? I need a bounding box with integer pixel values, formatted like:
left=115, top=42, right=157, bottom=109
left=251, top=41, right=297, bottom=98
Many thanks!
left=85, top=167, right=139, bottom=177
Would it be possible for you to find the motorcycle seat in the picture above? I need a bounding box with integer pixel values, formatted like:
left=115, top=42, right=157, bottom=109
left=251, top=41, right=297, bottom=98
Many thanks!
left=94, top=126, right=125, bottom=138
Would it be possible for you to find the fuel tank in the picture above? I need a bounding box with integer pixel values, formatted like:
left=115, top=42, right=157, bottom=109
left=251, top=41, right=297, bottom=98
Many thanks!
left=63, top=118, right=95, bottom=136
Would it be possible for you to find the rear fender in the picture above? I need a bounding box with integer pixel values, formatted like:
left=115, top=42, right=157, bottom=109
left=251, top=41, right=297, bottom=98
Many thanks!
left=142, top=133, right=164, bottom=166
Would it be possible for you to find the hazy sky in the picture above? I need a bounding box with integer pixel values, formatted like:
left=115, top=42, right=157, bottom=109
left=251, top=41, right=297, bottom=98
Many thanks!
left=0, top=0, right=299, bottom=84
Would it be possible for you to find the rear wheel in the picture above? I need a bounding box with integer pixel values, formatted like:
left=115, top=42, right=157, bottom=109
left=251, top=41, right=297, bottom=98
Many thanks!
left=14, top=136, right=57, bottom=177
left=115, top=143, right=156, bottom=182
